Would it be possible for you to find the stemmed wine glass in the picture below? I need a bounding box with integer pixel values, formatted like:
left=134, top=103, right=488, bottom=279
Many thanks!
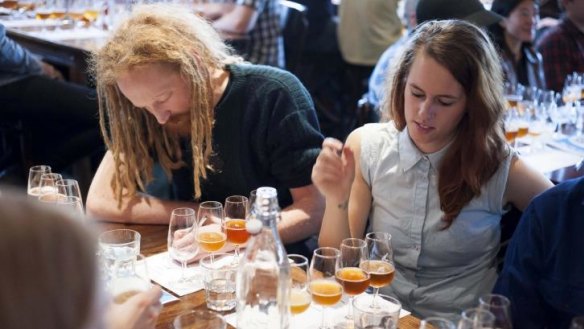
left=196, top=201, right=226, bottom=262
left=478, top=294, right=512, bottom=329
left=223, top=195, right=249, bottom=260
left=288, top=254, right=311, bottom=318
left=361, top=232, right=394, bottom=308
left=309, top=247, right=342, bottom=329
left=336, top=238, right=370, bottom=326
left=168, top=207, right=198, bottom=287
left=27, top=165, right=51, bottom=198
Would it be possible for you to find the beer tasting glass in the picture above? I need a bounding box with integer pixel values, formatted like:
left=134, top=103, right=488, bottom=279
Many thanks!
left=200, top=253, right=238, bottom=312
left=168, top=207, right=198, bottom=286
left=110, top=254, right=150, bottom=304
left=309, top=247, right=342, bottom=329
left=419, top=317, right=456, bottom=329
left=27, top=165, right=51, bottom=197
left=353, top=294, right=401, bottom=329
left=55, top=178, right=83, bottom=207
left=173, top=310, right=227, bottom=329
left=362, top=232, right=394, bottom=308
left=223, top=195, right=249, bottom=260
left=337, top=238, right=370, bottom=325
left=459, top=307, right=496, bottom=329
left=478, top=294, right=512, bottom=329
left=288, top=254, right=311, bottom=316
left=504, top=82, right=524, bottom=111
left=99, top=229, right=141, bottom=283
left=196, top=201, right=226, bottom=262
left=37, top=172, right=64, bottom=200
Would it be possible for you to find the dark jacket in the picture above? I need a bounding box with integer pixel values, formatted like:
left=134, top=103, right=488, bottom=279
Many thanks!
left=499, top=43, right=546, bottom=89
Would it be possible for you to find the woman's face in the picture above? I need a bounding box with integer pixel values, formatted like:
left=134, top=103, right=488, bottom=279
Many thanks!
left=116, top=63, right=192, bottom=134
left=503, top=0, right=539, bottom=43
left=404, top=52, right=467, bottom=154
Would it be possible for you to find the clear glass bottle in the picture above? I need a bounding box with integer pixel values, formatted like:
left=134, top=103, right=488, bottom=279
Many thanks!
left=236, top=187, right=290, bottom=329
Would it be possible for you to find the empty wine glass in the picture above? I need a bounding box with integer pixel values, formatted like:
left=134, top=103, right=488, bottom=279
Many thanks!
left=196, top=201, right=226, bottom=262
left=223, top=195, right=249, bottom=260
left=337, top=238, right=370, bottom=326
left=361, top=232, right=394, bottom=308
left=309, top=247, right=342, bottom=329
left=27, top=165, right=51, bottom=198
left=478, top=294, right=512, bottom=329
left=168, top=207, right=198, bottom=287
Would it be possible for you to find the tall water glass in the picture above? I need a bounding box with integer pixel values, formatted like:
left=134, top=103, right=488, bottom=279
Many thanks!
left=168, top=207, right=198, bottom=286
left=98, top=229, right=141, bottom=283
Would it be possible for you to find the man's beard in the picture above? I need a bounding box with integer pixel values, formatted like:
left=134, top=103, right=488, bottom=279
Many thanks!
left=164, top=113, right=190, bottom=137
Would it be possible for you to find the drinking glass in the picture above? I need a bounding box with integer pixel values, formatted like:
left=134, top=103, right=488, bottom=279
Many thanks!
left=504, top=82, right=525, bottom=111
left=55, top=195, right=85, bottom=217
left=504, top=109, right=520, bottom=147
left=309, top=247, right=342, bottom=329
left=478, top=294, right=512, bottom=329
left=571, top=316, right=584, bottom=329
left=168, top=207, right=198, bottom=286
left=419, top=317, right=456, bottom=329
left=352, top=293, right=401, bottom=329
left=200, top=253, right=238, bottom=312
left=196, top=201, right=226, bottom=262
left=99, top=229, right=141, bottom=283
left=38, top=173, right=63, bottom=199
left=27, top=165, right=51, bottom=198
left=110, top=254, right=151, bottom=304
left=173, top=310, right=226, bottom=329
left=361, top=232, right=394, bottom=308
left=223, top=195, right=249, bottom=260
left=288, top=254, right=311, bottom=316
left=55, top=178, right=83, bottom=207
left=337, top=238, right=370, bottom=325
left=460, top=307, right=495, bottom=329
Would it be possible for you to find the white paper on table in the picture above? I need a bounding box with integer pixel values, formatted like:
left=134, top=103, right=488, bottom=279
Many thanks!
left=224, top=294, right=411, bottom=329
left=518, top=146, right=583, bottom=174
left=28, top=27, right=108, bottom=41
left=145, top=251, right=204, bottom=297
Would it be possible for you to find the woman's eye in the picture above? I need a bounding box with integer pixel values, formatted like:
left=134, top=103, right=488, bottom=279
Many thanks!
left=411, top=92, right=424, bottom=98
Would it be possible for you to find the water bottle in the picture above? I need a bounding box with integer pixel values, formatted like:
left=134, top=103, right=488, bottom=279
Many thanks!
left=236, top=187, right=290, bottom=329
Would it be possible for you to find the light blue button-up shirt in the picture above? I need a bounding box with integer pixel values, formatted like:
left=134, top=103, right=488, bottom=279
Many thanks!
left=360, top=123, right=513, bottom=320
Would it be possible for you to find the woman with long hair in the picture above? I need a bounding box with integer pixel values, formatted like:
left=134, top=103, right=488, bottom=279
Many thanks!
left=313, top=20, right=552, bottom=319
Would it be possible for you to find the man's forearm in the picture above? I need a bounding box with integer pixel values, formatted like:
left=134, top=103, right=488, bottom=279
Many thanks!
left=278, top=197, right=325, bottom=244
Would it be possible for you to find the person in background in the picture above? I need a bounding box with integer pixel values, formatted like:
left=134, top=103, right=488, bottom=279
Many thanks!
left=0, top=192, right=162, bottom=329
left=536, top=0, right=584, bottom=92
left=489, top=0, right=546, bottom=89
left=367, top=0, right=503, bottom=112
left=0, top=23, right=103, bottom=178
left=313, top=20, right=553, bottom=319
left=87, top=4, right=324, bottom=256
left=194, top=0, right=283, bottom=68
left=494, top=177, right=584, bottom=329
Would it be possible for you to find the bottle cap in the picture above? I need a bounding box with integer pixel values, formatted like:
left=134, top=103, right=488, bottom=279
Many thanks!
left=245, top=218, right=262, bottom=235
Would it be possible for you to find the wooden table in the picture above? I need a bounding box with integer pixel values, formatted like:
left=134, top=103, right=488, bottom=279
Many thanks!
left=99, top=222, right=422, bottom=329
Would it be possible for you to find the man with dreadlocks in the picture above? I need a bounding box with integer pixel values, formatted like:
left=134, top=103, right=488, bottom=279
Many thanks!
left=86, top=4, right=324, bottom=252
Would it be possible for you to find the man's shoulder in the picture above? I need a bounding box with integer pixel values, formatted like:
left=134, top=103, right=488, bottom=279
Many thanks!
left=537, top=20, right=575, bottom=48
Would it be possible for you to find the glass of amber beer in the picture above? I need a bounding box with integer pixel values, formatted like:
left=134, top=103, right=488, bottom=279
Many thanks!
left=361, top=232, right=394, bottom=308
left=309, top=247, right=342, bottom=329
left=336, top=238, right=370, bottom=326
left=196, top=201, right=227, bottom=262
left=223, top=195, right=249, bottom=261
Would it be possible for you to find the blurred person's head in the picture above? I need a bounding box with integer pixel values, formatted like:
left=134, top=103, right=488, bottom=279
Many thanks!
left=384, top=20, right=507, bottom=226
left=559, top=0, right=584, bottom=25
left=404, top=0, right=419, bottom=30
left=491, top=0, right=540, bottom=44
left=416, top=0, right=503, bottom=27
left=91, top=4, right=242, bottom=204
left=0, top=193, right=105, bottom=329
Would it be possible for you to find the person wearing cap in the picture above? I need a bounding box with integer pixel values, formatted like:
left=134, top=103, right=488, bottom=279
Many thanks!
left=366, top=0, right=503, bottom=111
left=489, top=0, right=546, bottom=89
left=314, top=19, right=552, bottom=320
left=536, top=0, right=584, bottom=92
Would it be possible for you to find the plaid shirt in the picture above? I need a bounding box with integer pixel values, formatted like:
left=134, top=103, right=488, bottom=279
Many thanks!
left=536, top=17, right=584, bottom=92
left=236, top=0, right=283, bottom=68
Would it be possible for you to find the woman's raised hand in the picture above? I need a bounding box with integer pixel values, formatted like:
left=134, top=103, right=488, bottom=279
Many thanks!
left=311, top=138, right=355, bottom=205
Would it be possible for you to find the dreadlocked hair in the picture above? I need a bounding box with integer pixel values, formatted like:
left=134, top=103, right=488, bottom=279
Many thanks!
left=90, top=4, right=242, bottom=206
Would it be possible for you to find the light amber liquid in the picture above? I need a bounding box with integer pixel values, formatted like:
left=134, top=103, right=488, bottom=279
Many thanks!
left=224, top=219, right=249, bottom=244
left=517, top=127, right=529, bottom=138
left=50, top=11, right=65, bottom=19
left=361, top=261, right=395, bottom=288
left=505, top=130, right=518, bottom=142
left=335, top=267, right=370, bottom=296
left=309, top=280, right=343, bottom=306
left=67, top=12, right=84, bottom=20
left=290, top=289, right=311, bottom=314
left=581, top=90, right=584, bottom=100
left=507, top=99, right=518, bottom=108
left=17, top=2, right=34, bottom=11
left=196, top=231, right=226, bottom=252
left=83, top=9, right=99, bottom=22
left=35, top=12, right=51, bottom=20
left=113, top=290, right=140, bottom=304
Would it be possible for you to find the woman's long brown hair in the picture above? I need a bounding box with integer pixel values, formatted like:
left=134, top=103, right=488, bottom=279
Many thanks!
left=90, top=4, right=242, bottom=205
left=383, top=20, right=509, bottom=226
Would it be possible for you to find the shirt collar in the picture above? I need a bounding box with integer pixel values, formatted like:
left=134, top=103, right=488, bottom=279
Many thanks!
left=398, top=127, right=451, bottom=173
